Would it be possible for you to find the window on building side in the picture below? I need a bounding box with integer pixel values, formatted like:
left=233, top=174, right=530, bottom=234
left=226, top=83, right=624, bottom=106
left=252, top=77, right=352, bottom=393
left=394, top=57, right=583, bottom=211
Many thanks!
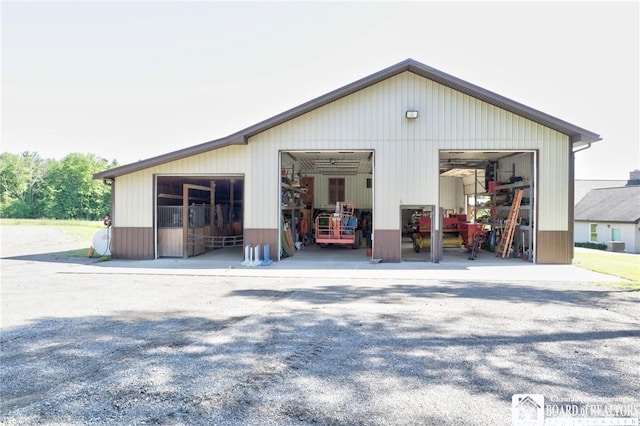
left=590, top=224, right=598, bottom=242
left=329, top=178, right=345, bottom=204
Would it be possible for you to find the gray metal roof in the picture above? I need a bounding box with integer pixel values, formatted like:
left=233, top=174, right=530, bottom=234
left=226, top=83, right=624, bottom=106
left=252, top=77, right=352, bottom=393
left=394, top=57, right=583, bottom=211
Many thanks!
left=575, top=186, right=640, bottom=223
left=94, top=58, right=602, bottom=179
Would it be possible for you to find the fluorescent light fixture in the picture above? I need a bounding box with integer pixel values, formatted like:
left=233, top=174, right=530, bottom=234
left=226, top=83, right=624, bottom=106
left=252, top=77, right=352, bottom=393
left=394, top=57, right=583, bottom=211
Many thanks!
left=406, top=110, right=418, bottom=119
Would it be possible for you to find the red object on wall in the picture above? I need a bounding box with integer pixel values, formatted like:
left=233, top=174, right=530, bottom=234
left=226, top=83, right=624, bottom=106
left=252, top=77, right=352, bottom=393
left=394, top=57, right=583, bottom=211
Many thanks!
left=488, top=181, right=501, bottom=192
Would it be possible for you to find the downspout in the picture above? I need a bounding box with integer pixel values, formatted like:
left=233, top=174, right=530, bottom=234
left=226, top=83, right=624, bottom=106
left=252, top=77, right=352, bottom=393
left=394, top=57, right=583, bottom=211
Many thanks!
left=572, top=143, right=592, bottom=154
left=570, top=140, right=593, bottom=263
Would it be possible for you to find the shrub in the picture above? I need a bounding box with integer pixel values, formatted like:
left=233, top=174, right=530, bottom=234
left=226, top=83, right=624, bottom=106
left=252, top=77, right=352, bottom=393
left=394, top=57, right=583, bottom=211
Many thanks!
left=0, top=199, right=32, bottom=218
left=575, top=242, right=607, bottom=251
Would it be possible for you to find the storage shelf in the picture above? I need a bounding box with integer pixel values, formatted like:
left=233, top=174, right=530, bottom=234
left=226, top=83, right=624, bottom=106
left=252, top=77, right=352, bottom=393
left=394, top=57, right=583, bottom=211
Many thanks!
left=281, top=182, right=307, bottom=193
left=494, top=180, right=532, bottom=191
left=496, top=205, right=531, bottom=211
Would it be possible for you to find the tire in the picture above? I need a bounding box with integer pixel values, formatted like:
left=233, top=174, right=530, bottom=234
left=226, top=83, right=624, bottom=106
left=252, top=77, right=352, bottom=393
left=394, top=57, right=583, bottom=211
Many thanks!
left=352, top=230, right=362, bottom=249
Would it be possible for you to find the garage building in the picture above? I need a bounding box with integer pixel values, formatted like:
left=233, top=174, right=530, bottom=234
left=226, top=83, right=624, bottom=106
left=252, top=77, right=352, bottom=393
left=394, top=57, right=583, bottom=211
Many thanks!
left=93, top=59, right=601, bottom=264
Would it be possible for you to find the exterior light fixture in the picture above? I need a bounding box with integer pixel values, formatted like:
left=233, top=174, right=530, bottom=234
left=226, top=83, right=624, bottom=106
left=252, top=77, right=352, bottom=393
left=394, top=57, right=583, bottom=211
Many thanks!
left=406, top=110, right=418, bottom=119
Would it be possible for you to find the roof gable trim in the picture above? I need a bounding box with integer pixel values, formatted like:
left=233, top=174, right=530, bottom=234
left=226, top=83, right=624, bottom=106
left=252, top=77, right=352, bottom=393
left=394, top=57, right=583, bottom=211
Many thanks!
left=94, top=58, right=601, bottom=179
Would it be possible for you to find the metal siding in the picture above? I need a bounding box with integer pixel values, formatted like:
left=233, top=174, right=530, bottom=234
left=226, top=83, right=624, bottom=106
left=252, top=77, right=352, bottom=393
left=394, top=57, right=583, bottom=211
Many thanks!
left=111, top=71, right=572, bottom=248
left=252, top=72, right=572, bottom=232
left=440, top=176, right=465, bottom=212
left=308, top=174, right=372, bottom=209
left=538, top=132, right=570, bottom=231
left=373, top=229, right=401, bottom=262
left=113, top=145, right=249, bottom=228
left=114, top=172, right=152, bottom=227
left=537, top=231, right=572, bottom=264
left=111, top=227, right=154, bottom=259
left=248, top=138, right=278, bottom=229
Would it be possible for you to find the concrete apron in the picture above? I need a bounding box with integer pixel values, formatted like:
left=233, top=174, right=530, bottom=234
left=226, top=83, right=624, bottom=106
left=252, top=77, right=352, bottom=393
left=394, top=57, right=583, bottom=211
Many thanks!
left=94, top=245, right=627, bottom=284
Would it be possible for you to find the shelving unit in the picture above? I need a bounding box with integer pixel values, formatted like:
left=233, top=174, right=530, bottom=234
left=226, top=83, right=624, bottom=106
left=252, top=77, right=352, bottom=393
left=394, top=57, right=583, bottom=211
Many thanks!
left=281, top=181, right=310, bottom=249
left=488, top=179, right=534, bottom=260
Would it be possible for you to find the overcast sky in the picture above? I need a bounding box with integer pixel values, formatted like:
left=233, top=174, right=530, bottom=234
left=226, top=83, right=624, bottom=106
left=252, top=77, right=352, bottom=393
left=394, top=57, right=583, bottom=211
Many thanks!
left=2, top=1, right=638, bottom=180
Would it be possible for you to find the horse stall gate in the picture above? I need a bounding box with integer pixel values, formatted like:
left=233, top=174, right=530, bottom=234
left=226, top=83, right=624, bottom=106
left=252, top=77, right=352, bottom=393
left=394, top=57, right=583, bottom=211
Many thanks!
left=156, top=176, right=244, bottom=258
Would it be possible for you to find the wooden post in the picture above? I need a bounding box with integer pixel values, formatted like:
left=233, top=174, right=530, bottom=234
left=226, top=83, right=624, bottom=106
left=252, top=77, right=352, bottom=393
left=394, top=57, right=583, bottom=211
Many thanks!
left=182, top=183, right=189, bottom=258
left=230, top=179, right=236, bottom=223
left=210, top=180, right=216, bottom=237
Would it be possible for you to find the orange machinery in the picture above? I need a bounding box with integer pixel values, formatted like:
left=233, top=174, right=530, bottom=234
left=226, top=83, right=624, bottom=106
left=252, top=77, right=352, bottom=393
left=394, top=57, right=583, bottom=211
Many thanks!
left=315, top=201, right=362, bottom=249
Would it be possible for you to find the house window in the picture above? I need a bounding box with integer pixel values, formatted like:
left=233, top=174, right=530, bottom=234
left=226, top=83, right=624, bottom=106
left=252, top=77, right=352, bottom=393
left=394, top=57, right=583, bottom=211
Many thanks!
left=328, top=178, right=345, bottom=204
left=590, top=224, right=598, bottom=242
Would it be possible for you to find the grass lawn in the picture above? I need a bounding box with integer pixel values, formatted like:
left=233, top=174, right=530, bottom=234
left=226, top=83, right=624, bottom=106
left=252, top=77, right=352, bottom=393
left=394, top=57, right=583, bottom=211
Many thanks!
left=574, top=247, right=640, bottom=290
left=0, top=218, right=105, bottom=257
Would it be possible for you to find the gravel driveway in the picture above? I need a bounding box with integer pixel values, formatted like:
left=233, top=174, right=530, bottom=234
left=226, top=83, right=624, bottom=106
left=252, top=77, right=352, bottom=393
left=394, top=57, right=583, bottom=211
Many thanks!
left=1, top=226, right=639, bottom=425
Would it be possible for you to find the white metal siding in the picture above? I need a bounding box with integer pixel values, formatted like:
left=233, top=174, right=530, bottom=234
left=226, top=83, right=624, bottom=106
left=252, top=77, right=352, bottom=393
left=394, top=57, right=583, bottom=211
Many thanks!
left=115, top=71, right=572, bottom=235
left=114, top=172, right=152, bottom=227
left=310, top=173, right=373, bottom=209
left=114, top=144, right=249, bottom=227
left=440, top=176, right=465, bottom=212
left=251, top=71, right=570, bottom=231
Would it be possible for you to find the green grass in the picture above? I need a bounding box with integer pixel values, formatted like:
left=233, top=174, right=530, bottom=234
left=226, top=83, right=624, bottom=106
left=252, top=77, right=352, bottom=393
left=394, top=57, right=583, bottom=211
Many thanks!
left=1, top=218, right=106, bottom=258
left=574, top=247, right=640, bottom=290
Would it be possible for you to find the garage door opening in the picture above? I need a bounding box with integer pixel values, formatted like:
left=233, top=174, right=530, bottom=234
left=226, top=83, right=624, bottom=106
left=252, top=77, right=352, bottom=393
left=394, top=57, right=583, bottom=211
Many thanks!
left=155, top=176, right=244, bottom=258
left=401, top=206, right=434, bottom=262
left=439, top=151, right=536, bottom=263
left=279, top=151, right=373, bottom=262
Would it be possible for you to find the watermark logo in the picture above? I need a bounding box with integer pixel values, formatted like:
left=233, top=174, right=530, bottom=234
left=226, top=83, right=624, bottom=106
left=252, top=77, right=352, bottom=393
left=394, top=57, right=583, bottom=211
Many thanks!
left=512, top=394, right=640, bottom=425
left=512, top=394, right=545, bottom=426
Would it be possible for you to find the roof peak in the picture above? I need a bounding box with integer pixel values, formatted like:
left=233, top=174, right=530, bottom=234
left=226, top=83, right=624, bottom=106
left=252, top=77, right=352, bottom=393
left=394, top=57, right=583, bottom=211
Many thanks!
left=95, top=58, right=601, bottom=179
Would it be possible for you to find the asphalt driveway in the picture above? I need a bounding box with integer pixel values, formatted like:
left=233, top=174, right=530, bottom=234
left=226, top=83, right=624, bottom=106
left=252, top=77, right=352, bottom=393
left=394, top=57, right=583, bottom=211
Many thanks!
left=1, top=226, right=639, bottom=425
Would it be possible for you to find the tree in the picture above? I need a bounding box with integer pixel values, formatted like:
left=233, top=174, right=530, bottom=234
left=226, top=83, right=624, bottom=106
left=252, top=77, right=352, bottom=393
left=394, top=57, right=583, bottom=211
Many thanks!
left=0, top=152, right=29, bottom=204
left=0, top=151, right=116, bottom=220
left=41, top=153, right=115, bottom=220
left=0, top=152, right=50, bottom=217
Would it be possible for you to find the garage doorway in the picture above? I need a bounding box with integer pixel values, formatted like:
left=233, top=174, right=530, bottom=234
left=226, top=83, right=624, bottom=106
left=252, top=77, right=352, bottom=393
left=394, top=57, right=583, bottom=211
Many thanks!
left=401, top=205, right=434, bottom=262
left=279, top=151, right=374, bottom=262
left=439, top=150, right=536, bottom=263
left=155, top=175, right=244, bottom=258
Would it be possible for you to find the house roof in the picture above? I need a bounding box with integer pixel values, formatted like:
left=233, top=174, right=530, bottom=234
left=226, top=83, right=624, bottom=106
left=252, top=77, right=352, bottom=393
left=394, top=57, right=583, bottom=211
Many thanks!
left=94, top=58, right=602, bottom=180
left=575, top=185, right=640, bottom=223
left=574, top=180, right=627, bottom=205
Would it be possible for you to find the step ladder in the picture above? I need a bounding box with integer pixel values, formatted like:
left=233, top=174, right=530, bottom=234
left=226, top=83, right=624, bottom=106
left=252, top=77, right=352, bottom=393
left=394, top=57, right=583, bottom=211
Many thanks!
left=497, top=189, right=524, bottom=259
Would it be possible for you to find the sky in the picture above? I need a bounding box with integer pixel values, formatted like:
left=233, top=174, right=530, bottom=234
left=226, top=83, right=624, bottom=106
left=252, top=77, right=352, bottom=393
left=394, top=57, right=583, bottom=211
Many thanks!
left=1, top=1, right=638, bottom=180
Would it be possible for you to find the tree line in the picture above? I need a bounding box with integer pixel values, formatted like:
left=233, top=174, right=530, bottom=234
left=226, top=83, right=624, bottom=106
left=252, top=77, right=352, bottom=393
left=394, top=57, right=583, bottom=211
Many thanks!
left=0, top=152, right=118, bottom=220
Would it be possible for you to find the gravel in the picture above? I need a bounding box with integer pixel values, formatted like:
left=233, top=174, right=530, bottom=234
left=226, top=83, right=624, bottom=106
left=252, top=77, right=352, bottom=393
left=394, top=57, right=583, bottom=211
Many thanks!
left=1, top=226, right=639, bottom=425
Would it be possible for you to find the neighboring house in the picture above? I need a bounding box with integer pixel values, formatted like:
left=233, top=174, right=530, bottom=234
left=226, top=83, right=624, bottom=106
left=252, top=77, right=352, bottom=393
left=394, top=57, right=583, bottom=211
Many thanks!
left=574, top=171, right=640, bottom=253
left=94, top=58, right=601, bottom=264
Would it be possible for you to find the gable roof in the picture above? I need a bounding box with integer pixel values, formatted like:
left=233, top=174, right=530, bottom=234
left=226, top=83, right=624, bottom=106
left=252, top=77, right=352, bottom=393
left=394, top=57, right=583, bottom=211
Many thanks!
left=575, top=186, right=640, bottom=223
left=94, top=58, right=601, bottom=179
left=574, top=180, right=627, bottom=205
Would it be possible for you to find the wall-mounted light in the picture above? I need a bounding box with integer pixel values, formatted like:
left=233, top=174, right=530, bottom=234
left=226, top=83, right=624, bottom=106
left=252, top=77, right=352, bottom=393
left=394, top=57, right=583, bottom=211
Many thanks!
left=405, top=110, right=418, bottom=119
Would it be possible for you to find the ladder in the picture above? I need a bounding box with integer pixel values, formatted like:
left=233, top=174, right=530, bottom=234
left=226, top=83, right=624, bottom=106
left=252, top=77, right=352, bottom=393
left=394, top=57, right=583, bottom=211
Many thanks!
left=497, top=189, right=524, bottom=259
